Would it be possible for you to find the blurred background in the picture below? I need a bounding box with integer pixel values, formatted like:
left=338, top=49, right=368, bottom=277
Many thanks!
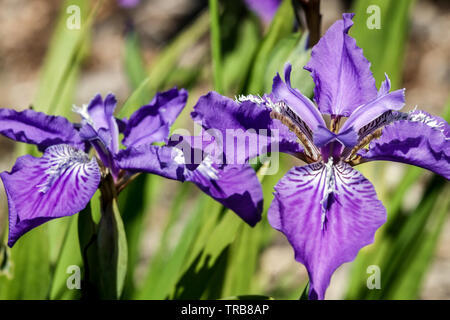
left=0, top=0, right=449, bottom=299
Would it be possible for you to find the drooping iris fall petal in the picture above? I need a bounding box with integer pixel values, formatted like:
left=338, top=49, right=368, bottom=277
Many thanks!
left=191, top=91, right=303, bottom=163
left=0, top=108, right=83, bottom=151
left=115, top=143, right=187, bottom=181
left=117, top=132, right=264, bottom=226
left=0, top=144, right=100, bottom=247
left=83, top=93, right=120, bottom=154
left=186, top=162, right=263, bottom=227
left=268, top=162, right=386, bottom=299
left=360, top=111, right=450, bottom=179
left=173, top=133, right=263, bottom=226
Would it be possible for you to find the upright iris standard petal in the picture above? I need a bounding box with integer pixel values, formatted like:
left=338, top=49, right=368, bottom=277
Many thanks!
left=377, top=73, right=392, bottom=97
left=74, top=94, right=122, bottom=177
left=0, top=144, right=101, bottom=247
left=122, top=88, right=188, bottom=147
left=360, top=111, right=450, bottom=179
left=0, top=108, right=83, bottom=151
left=79, top=122, right=122, bottom=180
left=304, top=13, right=377, bottom=116
left=191, top=91, right=303, bottom=163
left=272, top=64, right=326, bottom=132
left=244, top=0, right=281, bottom=24
left=268, top=162, right=386, bottom=299
left=85, top=93, right=120, bottom=154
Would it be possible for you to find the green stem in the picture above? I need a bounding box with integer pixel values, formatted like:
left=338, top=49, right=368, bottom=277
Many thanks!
left=208, top=0, right=223, bottom=93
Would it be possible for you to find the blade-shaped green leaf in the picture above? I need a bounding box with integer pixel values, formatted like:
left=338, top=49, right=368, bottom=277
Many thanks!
left=49, top=215, right=82, bottom=300
left=124, top=30, right=148, bottom=90
left=263, top=31, right=313, bottom=96
left=119, top=174, right=153, bottom=299
left=34, top=0, right=94, bottom=115
left=0, top=227, right=51, bottom=299
left=246, top=0, right=295, bottom=94
left=96, top=196, right=128, bottom=300
left=136, top=194, right=213, bottom=299
left=351, top=0, right=415, bottom=88
left=222, top=17, right=260, bottom=94
left=171, top=208, right=242, bottom=299
left=117, top=11, right=210, bottom=119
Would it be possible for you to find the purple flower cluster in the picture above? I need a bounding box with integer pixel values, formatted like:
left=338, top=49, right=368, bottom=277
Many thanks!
left=1, top=12, right=448, bottom=300
left=0, top=88, right=263, bottom=247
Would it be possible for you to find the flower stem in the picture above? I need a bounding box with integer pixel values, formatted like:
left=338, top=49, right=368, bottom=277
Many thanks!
left=293, top=0, right=322, bottom=48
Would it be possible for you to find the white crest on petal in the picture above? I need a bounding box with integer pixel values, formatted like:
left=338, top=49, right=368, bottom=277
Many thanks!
left=172, top=147, right=186, bottom=165
left=264, top=96, right=283, bottom=113
left=320, top=157, right=338, bottom=230
left=408, top=109, right=446, bottom=133
left=37, top=144, right=94, bottom=193
left=235, top=94, right=282, bottom=112
left=172, top=148, right=219, bottom=180
left=235, top=94, right=265, bottom=105
left=196, top=155, right=219, bottom=180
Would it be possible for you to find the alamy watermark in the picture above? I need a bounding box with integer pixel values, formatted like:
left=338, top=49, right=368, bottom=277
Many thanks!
left=366, top=265, right=381, bottom=290
left=366, top=5, right=381, bottom=29
left=170, top=123, right=281, bottom=176
left=66, top=265, right=81, bottom=290
left=66, top=5, right=81, bottom=30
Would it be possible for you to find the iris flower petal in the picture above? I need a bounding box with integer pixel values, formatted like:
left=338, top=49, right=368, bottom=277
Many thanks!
left=272, top=64, right=326, bottom=132
left=122, top=88, right=188, bottom=147
left=313, top=125, right=358, bottom=148
left=244, top=0, right=281, bottom=24
left=117, top=133, right=264, bottom=226
left=118, top=0, right=140, bottom=8
left=304, top=13, right=377, bottom=116
left=85, top=93, right=120, bottom=154
left=340, top=74, right=405, bottom=134
left=115, top=143, right=187, bottom=181
left=186, top=163, right=263, bottom=227
left=191, top=91, right=303, bottom=163
left=360, top=111, right=450, bottom=179
left=268, top=162, right=386, bottom=299
left=0, top=144, right=100, bottom=247
left=0, top=108, right=83, bottom=151
left=175, top=133, right=263, bottom=226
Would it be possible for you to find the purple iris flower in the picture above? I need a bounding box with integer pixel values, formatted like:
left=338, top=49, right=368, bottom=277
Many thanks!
left=189, top=13, right=450, bottom=299
left=0, top=88, right=263, bottom=247
left=118, top=0, right=281, bottom=23
left=244, top=0, right=282, bottom=24
left=118, top=0, right=140, bottom=8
